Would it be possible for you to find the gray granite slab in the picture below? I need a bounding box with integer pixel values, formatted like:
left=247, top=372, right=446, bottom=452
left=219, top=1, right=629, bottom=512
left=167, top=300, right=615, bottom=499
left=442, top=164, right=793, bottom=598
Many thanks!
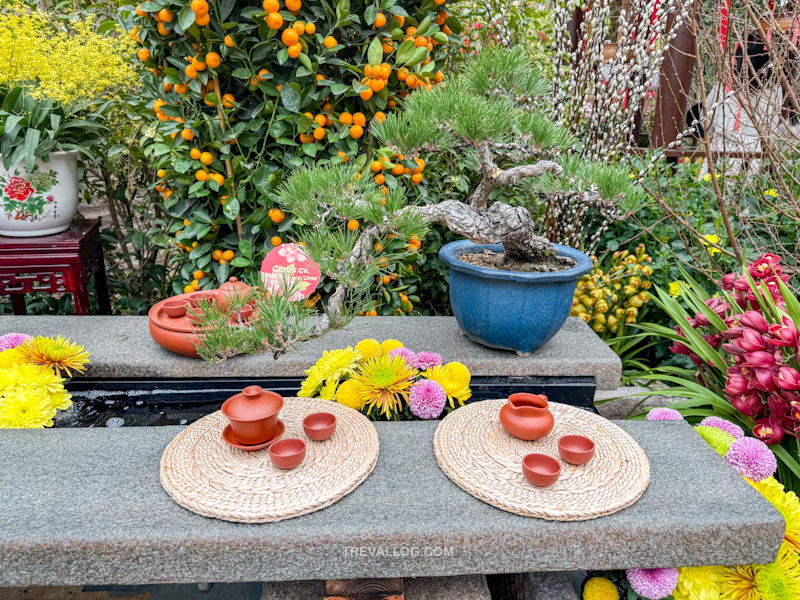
left=1, top=315, right=621, bottom=389
left=0, top=420, right=783, bottom=587
left=260, top=576, right=491, bottom=599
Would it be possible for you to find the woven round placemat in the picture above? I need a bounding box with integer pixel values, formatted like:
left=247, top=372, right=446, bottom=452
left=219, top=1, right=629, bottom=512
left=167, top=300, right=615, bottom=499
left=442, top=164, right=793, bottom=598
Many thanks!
left=160, top=397, right=379, bottom=523
left=434, top=400, right=650, bottom=521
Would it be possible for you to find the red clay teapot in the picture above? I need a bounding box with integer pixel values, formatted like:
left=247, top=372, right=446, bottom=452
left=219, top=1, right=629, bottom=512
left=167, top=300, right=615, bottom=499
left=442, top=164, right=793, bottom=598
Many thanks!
left=217, top=276, right=252, bottom=311
left=499, top=393, right=554, bottom=441
left=221, top=386, right=284, bottom=445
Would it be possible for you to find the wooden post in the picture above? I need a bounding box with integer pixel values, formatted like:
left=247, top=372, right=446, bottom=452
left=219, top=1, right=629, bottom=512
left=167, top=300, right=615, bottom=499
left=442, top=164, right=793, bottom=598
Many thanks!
left=324, top=578, right=403, bottom=600
left=211, top=76, right=243, bottom=239
left=651, top=11, right=697, bottom=148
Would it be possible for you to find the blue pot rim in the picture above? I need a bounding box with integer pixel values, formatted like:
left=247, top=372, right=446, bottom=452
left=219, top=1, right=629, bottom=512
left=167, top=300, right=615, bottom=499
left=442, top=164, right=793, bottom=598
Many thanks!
left=439, top=240, right=593, bottom=283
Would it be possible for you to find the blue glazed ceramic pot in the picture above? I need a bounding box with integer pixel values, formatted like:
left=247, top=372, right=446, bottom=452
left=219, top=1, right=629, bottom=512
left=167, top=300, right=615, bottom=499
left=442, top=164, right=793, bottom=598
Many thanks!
left=438, top=240, right=593, bottom=356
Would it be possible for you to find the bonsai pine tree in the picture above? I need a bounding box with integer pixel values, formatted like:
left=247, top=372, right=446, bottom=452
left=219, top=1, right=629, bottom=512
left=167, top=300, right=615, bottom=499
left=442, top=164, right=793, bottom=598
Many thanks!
left=372, top=45, right=643, bottom=267
left=194, top=45, right=642, bottom=361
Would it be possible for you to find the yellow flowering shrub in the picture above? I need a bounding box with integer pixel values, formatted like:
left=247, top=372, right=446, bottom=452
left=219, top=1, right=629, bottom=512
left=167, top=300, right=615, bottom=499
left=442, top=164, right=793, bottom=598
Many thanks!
left=0, top=1, right=137, bottom=105
left=570, top=244, right=653, bottom=337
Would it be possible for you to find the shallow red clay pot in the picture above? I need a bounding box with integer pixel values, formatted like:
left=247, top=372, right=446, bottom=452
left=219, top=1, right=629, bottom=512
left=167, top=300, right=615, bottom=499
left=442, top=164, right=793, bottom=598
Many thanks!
left=217, top=276, right=252, bottom=311
left=522, top=453, right=562, bottom=487
left=499, top=393, right=555, bottom=441
left=222, top=386, right=284, bottom=445
left=558, top=435, right=595, bottom=465
left=269, top=438, right=306, bottom=470
left=149, top=291, right=204, bottom=358
left=303, top=412, right=337, bottom=441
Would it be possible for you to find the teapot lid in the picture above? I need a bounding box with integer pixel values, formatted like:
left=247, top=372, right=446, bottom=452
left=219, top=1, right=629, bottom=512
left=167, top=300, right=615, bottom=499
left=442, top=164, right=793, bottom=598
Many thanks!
left=219, top=276, right=250, bottom=293
left=224, top=386, right=283, bottom=421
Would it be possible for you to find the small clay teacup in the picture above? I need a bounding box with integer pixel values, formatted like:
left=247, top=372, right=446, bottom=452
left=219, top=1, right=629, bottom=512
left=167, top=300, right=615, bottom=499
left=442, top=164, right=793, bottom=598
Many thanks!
left=303, top=412, right=337, bottom=441
left=163, top=299, right=188, bottom=319
left=269, top=438, right=306, bottom=470
left=558, top=435, right=595, bottom=465
left=522, top=453, right=562, bottom=487
left=239, top=303, right=254, bottom=321
left=186, top=307, right=206, bottom=326
left=188, top=290, right=217, bottom=307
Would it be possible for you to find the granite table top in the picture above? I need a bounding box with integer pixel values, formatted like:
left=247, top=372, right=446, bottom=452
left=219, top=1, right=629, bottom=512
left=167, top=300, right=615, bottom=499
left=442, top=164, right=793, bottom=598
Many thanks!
left=0, top=419, right=784, bottom=586
left=1, top=315, right=622, bottom=390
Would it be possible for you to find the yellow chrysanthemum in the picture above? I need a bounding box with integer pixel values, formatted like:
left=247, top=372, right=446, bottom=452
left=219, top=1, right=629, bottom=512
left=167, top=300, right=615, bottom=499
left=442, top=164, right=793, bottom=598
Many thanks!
left=582, top=576, right=619, bottom=600
left=669, top=281, right=682, bottom=298
left=319, top=378, right=338, bottom=401
left=722, top=543, right=800, bottom=600
left=16, top=336, right=90, bottom=377
left=298, top=366, right=324, bottom=398
left=0, top=348, right=25, bottom=369
left=336, top=379, right=365, bottom=411
left=422, top=362, right=472, bottom=408
left=748, top=477, right=800, bottom=552
left=673, top=566, right=728, bottom=600
left=314, top=347, right=360, bottom=382
left=380, top=339, right=404, bottom=354
left=0, top=390, right=57, bottom=429
left=355, top=339, right=383, bottom=361
left=349, top=355, right=418, bottom=418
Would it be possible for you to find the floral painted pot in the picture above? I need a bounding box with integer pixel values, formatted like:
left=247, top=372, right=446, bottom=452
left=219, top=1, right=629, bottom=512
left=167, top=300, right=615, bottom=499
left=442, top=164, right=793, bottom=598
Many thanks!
left=0, top=151, right=79, bottom=237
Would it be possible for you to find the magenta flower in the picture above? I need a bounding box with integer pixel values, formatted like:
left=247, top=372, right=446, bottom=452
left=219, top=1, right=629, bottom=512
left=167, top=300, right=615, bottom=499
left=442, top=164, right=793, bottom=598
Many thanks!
left=408, top=379, right=447, bottom=419
left=729, top=393, right=764, bottom=418
left=626, top=568, right=679, bottom=600
left=741, top=350, right=778, bottom=369
left=388, top=347, right=416, bottom=364
left=699, top=416, right=745, bottom=439
left=754, top=416, right=785, bottom=444
left=739, top=311, right=769, bottom=333
left=736, top=329, right=771, bottom=353
left=724, top=373, right=751, bottom=396
left=0, top=333, right=31, bottom=351
left=722, top=272, right=737, bottom=290
left=412, top=351, right=442, bottom=371
left=725, top=437, right=777, bottom=481
left=768, top=317, right=798, bottom=347
left=748, top=253, right=781, bottom=279
left=774, top=367, right=800, bottom=391
left=646, top=407, right=683, bottom=421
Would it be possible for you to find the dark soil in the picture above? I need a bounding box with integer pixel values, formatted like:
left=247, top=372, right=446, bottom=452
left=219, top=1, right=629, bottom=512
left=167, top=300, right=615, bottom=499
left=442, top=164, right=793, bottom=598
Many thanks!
left=458, top=248, right=576, bottom=273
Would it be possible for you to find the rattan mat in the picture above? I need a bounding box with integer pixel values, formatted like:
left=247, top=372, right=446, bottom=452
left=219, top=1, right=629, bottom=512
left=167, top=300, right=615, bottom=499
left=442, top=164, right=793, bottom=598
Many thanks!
left=434, top=400, right=649, bottom=521
left=160, top=397, right=379, bottom=523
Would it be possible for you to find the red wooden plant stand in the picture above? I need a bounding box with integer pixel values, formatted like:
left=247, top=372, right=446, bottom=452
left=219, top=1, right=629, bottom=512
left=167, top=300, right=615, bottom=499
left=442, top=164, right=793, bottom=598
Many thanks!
left=0, top=219, right=111, bottom=315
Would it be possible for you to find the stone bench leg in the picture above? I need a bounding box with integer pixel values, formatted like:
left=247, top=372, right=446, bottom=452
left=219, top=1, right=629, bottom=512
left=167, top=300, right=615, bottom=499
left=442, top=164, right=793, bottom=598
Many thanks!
left=324, top=578, right=403, bottom=600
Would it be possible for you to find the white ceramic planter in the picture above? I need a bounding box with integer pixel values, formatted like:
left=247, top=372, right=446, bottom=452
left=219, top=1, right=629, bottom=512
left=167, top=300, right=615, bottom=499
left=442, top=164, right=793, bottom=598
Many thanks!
left=0, top=150, right=79, bottom=237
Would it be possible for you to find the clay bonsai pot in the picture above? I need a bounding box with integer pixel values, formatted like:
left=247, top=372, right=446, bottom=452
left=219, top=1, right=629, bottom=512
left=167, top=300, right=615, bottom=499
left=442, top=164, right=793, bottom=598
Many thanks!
left=558, top=435, right=595, bottom=465
left=269, top=438, right=306, bottom=470
left=499, top=393, right=555, bottom=441
left=163, top=299, right=188, bottom=319
left=303, top=412, right=337, bottom=441
left=438, top=241, right=592, bottom=355
left=217, top=276, right=251, bottom=311
left=221, top=386, right=284, bottom=446
left=522, top=453, right=562, bottom=487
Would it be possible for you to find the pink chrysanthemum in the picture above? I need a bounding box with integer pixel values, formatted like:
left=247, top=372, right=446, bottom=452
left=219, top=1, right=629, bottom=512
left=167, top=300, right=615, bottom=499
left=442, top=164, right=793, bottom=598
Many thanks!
left=0, top=333, right=31, bottom=352
left=726, top=437, right=777, bottom=482
left=408, top=379, right=447, bottom=420
left=626, top=568, right=678, bottom=600
left=413, top=351, right=443, bottom=371
left=388, top=347, right=416, bottom=364
left=646, top=407, right=683, bottom=421
left=699, top=416, right=745, bottom=439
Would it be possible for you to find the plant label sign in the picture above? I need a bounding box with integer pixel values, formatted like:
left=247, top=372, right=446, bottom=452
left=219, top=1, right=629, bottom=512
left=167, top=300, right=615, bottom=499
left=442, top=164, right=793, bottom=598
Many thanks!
left=260, top=243, right=321, bottom=301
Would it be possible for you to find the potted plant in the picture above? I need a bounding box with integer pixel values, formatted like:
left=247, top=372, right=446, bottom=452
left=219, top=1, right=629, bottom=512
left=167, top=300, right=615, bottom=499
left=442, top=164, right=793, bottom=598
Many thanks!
left=371, top=45, right=642, bottom=354
left=0, top=4, right=135, bottom=236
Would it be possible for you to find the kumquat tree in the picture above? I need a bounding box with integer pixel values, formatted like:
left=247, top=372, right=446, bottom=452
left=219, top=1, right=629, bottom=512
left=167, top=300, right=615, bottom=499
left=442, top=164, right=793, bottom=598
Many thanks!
left=121, top=0, right=459, bottom=297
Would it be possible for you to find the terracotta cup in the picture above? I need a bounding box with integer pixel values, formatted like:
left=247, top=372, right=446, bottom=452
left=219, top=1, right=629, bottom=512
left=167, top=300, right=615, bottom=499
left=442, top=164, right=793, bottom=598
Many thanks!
left=186, top=307, right=206, bottom=326
left=163, top=299, right=188, bottom=319
left=269, top=438, right=306, bottom=470
left=522, top=453, right=562, bottom=487
left=239, top=303, right=254, bottom=320
left=499, top=393, right=555, bottom=441
left=303, top=412, right=337, bottom=441
left=221, top=386, right=284, bottom=445
left=558, top=435, right=595, bottom=465
left=188, top=290, right=217, bottom=307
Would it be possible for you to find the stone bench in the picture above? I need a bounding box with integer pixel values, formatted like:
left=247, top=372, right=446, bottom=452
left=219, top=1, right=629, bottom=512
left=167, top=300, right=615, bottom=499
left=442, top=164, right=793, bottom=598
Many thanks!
left=3, top=315, right=622, bottom=390
left=0, top=419, right=784, bottom=588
